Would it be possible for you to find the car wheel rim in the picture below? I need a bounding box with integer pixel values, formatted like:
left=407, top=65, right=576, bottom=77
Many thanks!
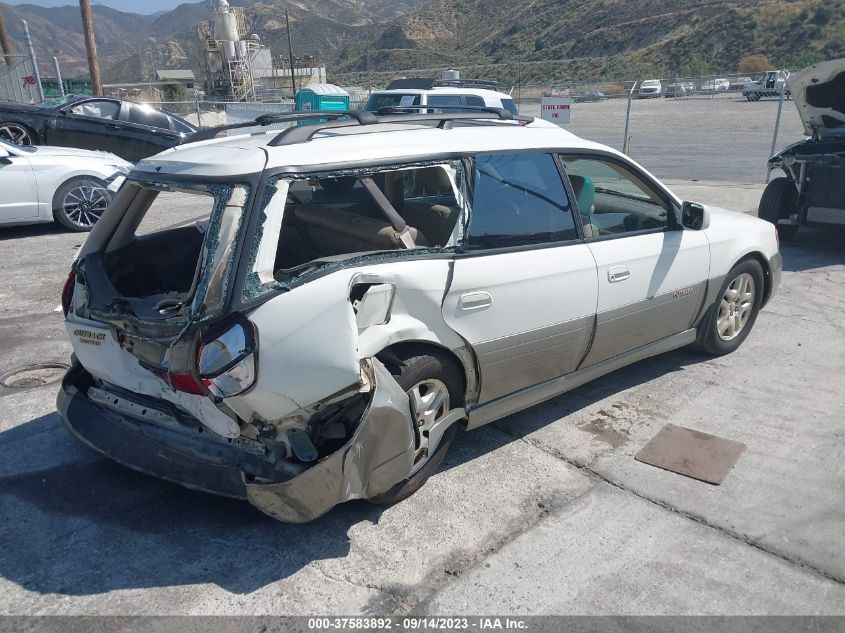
left=407, top=378, right=450, bottom=475
left=717, top=273, right=755, bottom=341
left=0, top=123, right=32, bottom=145
left=62, top=183, right=109, bottom=229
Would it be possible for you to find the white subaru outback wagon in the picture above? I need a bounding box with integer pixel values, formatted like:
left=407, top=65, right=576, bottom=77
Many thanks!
left=58, top=108, right=782, bottom=522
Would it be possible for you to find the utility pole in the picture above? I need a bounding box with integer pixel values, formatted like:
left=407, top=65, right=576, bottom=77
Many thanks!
left=79, top=0, right=102, bottom=96
left=0, top=8, right=13, bottom=66
left=285, top=10, right=296, bottom=97
left=53, top=56, right=65, bottom=97
left=22, top=21, right=44, bottom=102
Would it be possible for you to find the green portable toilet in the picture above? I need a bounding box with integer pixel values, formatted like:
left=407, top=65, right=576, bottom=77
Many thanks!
left=295, top=83, right=350, bottom=112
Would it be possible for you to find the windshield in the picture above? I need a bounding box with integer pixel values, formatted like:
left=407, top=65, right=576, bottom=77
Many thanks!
left=34, top=94, right=81, bottom=109
left=364, top=93, right=421, bottom=111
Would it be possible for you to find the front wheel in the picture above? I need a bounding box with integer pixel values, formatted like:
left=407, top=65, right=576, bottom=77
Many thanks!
left=368, top=349, right=464, bottom=506
left=697, top=259, right=765, bottom=356
left=759, top=177, right=799, bottom=241
left=52, top=177, right=112, bottom=232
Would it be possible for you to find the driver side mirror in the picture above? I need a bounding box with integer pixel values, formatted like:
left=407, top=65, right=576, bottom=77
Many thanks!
left=681, top=201, right=707, bottom=230
left=0, top=148, right=11, bottom=165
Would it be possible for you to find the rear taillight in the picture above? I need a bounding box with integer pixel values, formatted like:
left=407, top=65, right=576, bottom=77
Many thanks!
left=196, top=318, right=257, bottom=398
left=61, top=272, right=75, bottom=317
left=168, top=372, right=206, bottom=395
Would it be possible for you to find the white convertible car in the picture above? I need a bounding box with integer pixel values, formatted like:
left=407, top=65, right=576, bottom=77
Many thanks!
left=57, top=108, right=781, bottom=522
left=0, top=139, right=131, bottom=231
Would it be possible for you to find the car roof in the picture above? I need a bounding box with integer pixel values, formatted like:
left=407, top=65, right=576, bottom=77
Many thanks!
left=135, top=121, right=618, bottom=178
left=370, top=87, right=514, bottom=100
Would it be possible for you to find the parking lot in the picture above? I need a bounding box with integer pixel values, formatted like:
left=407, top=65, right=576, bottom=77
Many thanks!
left=521, top=93, right=806, bottom=183
left=1, top=179, right=844, bottom=617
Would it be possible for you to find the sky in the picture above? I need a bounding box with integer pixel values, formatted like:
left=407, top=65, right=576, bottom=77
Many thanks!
left=2, top=0, right=194, bottom=14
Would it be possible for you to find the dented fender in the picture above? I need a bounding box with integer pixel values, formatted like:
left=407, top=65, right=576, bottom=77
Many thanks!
left=245, top=359, right=416, bottom=522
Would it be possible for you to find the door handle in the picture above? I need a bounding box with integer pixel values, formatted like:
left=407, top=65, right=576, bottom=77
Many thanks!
left=608, top=266, right=630, bottom=283
left=458, top=291, right=492, bottom=311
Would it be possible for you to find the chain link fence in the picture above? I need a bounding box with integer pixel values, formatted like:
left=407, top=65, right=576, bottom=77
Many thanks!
left=516, top=77, right=805, bottom=183
left=150, top=69, right=806, bottom=185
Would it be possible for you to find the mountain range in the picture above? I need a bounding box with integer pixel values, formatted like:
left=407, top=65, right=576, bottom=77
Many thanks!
left=0, top=0, right=840, bottom=87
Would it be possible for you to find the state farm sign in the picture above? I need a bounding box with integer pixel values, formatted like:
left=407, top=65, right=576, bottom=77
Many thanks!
left=540, top=96, right=571, bottom=124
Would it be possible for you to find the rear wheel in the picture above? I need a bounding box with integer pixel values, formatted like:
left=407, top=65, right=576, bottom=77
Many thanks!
left=697, top=259, right=764, bottom=356
left=0, top=122, right=37, bottom=145
left=368, top=349, right=464, bottom=506
left=759, top=177, right=799, bottom=241
left=53, top=177, right=112, bottom=232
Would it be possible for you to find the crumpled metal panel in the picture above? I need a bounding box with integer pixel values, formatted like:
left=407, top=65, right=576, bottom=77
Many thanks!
left=245, top=359, right=415, bottom=523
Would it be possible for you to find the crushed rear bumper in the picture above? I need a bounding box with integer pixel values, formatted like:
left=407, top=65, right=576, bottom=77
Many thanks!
left=57, top=360, right=416, bottom=522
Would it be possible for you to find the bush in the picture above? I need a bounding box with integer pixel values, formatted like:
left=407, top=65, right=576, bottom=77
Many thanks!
left=738, top=54, right=772, bottom=73
left=162, top=82, right=187, bottom=102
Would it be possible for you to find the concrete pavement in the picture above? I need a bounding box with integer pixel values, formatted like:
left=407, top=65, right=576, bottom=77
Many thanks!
left=1, top=181, right=844, bottom=616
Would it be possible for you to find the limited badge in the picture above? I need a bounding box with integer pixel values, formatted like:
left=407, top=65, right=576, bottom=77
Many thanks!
left=673, top=287, right=693, bottom=299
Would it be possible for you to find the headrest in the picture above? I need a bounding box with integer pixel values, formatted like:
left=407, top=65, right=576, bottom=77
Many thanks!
left=568, top=174, right=595, bottom=215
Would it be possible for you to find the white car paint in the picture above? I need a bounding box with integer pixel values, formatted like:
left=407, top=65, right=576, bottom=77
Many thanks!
left=0, top=140, right=131, bottom=227
left=60, top=113, right=782, bottom=521
left=365, top=87, right=519, bottom=113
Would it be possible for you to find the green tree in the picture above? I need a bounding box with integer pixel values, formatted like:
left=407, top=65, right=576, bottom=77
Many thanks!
left=162, top=82, right=187, bottom=102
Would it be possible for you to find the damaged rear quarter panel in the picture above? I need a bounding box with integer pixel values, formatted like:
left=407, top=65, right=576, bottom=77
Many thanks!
left=246, top=359, right=415, bottom=523
left=229, top=258, right=466, bottom=422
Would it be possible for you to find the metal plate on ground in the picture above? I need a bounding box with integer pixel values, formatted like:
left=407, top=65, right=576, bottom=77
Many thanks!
left=635, top=423, right=746, bottom=485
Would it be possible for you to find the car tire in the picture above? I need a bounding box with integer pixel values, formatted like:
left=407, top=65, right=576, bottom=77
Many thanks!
left=0, top=122, right=38, bottom=145
left=52, top=177, right=112, bottom=232
left=696, top=259, right=765, bottom=356
left=759, top=177, right=799, bottom=241
left=368, top=349, right=464, bottom=506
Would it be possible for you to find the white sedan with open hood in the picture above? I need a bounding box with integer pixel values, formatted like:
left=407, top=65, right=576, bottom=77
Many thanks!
left=0, top=140, right=131, bottom=231
left=57, top=108, right=781, bottom=522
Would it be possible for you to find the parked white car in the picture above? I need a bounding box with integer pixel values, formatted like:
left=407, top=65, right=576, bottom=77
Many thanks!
left=638, top=79, right=662, bottom=98
left=58, top=108, right=781, bottom=522
left=364, top=78, right=519, bottom=114
left=0, top=140, right=131, bottom=231
left=700, top=78, right=730, bottom=92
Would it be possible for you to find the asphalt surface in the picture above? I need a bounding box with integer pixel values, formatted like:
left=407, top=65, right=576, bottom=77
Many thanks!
left=521, top=92, right=806, bottom=184
left=1, top=183, right=844, bottom=616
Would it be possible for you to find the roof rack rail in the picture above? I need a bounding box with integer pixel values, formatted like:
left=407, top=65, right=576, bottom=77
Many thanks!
left=433, top=78, right=500, bottom=90
left=386, top=78, right=436, bottom=90
left=267, top=106, right=533, bottom=147
left=187, top=110, right=379, bottom=143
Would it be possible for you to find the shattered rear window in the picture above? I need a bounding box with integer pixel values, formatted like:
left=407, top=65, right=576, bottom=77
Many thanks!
left=243, top=161, right=467, bottom=301
left=100, top=180, right=251, bottom=322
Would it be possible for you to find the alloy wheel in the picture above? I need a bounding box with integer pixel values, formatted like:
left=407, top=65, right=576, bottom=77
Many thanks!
left=407, top=378, right=450, bottom=475
left=0, top=123, right=33, bottom=145
left=62, top=183, right=110, bottom=229
left=717, top=273, right=755, bottom=341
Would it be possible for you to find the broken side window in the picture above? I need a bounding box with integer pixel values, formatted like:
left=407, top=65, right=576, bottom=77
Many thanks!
left=243, top=162, right=467, bottom=301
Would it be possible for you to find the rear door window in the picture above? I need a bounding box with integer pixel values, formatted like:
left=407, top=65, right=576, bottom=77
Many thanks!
left=427, top=95, right=463, bottom=112
left=467, top=153, right=577, bottom=249
left=364, top=93, right=421, bottom=111
left=127, top=105, right=173, bottom=130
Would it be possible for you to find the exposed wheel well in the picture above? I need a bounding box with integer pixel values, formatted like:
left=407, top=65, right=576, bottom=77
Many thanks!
left=376, top=341, right=469, bottom=405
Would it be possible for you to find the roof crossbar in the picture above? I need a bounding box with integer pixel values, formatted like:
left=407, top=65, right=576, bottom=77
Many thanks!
left=188, top=110, right=379, bottom=143
left=267, top=106, right=533, bottom=147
